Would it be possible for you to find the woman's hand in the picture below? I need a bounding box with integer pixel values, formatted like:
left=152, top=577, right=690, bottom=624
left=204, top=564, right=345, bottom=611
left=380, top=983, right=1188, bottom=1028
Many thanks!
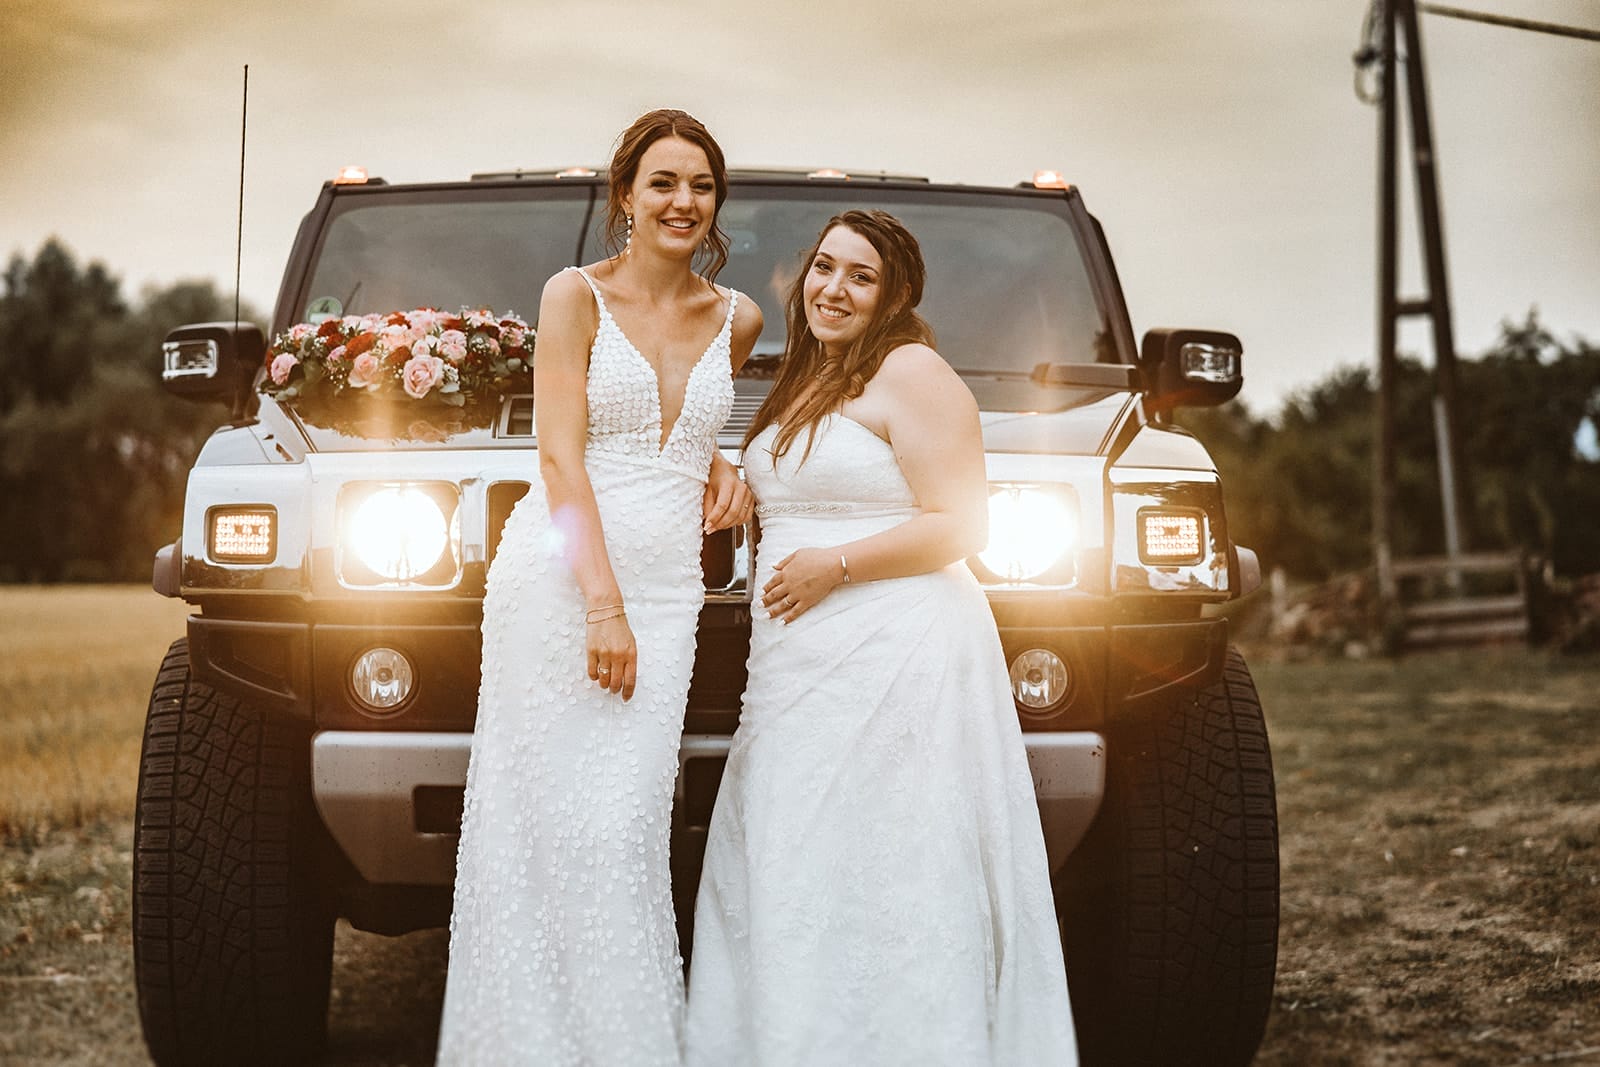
left=761, top=548, right=846, bottom=623
left=703, top=453, right=755, bottom=533
left=586, top=613, right=638, bottom=700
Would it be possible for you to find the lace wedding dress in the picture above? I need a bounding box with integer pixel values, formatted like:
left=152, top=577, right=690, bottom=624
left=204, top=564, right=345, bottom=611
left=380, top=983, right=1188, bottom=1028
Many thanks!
left=437, top=268, right=737, bottom=1066
left=685, top=412, right=1079, bottom=1066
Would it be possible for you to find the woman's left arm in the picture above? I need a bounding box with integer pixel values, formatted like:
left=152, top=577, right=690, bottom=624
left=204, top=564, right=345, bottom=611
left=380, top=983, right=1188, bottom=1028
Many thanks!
left=704, top=296, right=765, bottom=532
left=762, top=344, right=988, bottom=621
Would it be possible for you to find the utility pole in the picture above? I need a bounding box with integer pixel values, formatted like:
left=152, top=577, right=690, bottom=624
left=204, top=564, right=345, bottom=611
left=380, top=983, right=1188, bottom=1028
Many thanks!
left=1356, top=0, right=1470, bottom=609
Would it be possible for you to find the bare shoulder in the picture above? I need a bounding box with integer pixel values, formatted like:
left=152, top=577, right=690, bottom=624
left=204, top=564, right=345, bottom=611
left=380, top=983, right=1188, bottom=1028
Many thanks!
left=879, top=342, right=953, bottom=379
left=541, top=268, right=591, bottom=308
left=538, top=269, right=600, bottom=332
left=876, top=343, right=974, bottom=409
left=730, top=290, right=765, bottom=342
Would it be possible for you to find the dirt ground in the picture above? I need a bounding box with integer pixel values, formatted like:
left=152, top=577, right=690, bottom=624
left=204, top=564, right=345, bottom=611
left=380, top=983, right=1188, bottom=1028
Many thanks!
left=3, top=632, right=1599, bottom=1064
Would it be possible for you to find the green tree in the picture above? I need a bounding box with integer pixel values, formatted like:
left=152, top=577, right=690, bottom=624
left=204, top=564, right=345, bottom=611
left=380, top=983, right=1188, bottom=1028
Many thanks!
left=1179, top=313, right=1600, bottom=583
left=0, top=239, right=128, bottom=412
left=0, top=240, right=256, bottom=581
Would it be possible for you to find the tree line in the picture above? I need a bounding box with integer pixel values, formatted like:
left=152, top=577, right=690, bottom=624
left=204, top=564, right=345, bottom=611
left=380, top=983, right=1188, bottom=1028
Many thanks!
left=1178, top=316, right=1600, bottom=582
left=1, top=238, right=1596, bottom=585
left=0, top=240, right=255, bottom=581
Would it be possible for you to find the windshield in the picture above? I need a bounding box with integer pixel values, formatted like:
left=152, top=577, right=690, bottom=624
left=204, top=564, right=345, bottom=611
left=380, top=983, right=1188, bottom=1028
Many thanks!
left=296, top=182, right=1117, bottom=414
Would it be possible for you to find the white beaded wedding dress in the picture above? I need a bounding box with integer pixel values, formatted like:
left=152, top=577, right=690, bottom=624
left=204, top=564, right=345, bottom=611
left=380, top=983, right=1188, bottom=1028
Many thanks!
left=437, top=268, right=737, bottom=1066
left=685, top=412, right=1079, bottom=1067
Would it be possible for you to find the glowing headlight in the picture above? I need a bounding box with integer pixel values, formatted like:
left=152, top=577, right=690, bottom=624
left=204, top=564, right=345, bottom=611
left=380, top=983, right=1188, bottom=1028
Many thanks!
left=978, top=487, right=1077, bottom=583
left=208, top=506, right=276, bottom=563
left=347, top=487, right=450, bottom=581
left=1138, top=507, right=1205, bottom=565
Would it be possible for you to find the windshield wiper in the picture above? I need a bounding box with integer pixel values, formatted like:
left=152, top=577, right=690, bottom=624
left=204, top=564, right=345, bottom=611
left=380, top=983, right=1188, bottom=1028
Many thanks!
left=737, top=350, right=786, bottom=379
left=1026, top=362, right=1139, bottom=390
left=950, top=363, right=1139, bottom=390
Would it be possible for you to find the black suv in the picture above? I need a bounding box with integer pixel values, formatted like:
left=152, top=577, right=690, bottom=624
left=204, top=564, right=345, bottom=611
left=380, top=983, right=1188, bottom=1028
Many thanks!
left=137, top=166, right=1279, bottom=1065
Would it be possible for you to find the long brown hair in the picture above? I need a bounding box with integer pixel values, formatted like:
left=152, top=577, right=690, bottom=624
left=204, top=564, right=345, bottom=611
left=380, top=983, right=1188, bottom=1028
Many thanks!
left=745, top=209, right=936, bottom=461
left=601, top=109, right=731, bottom=283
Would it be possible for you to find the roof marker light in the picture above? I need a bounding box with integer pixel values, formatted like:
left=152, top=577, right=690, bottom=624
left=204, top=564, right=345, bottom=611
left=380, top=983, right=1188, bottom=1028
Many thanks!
left=807, top=168, right=850, bottom=180
left=555, top=166, right=597, bottom=178
left=332, top=165, right=369, bottom=185
left=1032, top=169, right=1070, bottom=190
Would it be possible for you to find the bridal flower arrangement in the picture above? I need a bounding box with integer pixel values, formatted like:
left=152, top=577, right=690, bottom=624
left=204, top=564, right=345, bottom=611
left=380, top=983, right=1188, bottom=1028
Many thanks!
left=259, top=308, right=534, bottom=407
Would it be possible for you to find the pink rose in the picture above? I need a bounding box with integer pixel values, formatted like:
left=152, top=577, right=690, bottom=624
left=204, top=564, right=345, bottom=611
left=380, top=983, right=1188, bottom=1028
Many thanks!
left=383, top=323, right=423, bottom=350
left=288, top=322, right=314, bottom=342
left=401, top=353, right=445, bottom=398
left=438, top=329, right=468, bottom=363
left=269, top=352, right=298, bottom=385
left=348, top=352, right=382, bottom=390
left=502, top=324, right=526, bottom=348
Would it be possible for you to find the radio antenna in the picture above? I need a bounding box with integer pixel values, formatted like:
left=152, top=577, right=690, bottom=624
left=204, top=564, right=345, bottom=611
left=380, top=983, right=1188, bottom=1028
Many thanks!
left=229, top=64, right=249, bottom=422
left=234, top=64, right=248, bottom=331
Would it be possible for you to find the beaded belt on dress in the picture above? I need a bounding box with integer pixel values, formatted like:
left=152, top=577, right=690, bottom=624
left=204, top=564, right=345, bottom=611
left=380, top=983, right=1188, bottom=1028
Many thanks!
left=755, top=502, right=916, bottom=518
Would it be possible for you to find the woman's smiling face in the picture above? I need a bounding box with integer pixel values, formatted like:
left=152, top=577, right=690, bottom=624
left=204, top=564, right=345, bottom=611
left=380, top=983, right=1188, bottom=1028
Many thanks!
left=622, top=136, right=716, bottom=257
left=802, top=225, right=884, bottom=355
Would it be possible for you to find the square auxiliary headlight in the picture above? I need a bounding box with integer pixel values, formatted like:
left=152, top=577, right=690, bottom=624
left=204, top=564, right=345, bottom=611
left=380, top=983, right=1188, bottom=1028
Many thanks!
left=1137, top=507, right=1205, bottom=566
left=208, top=506, right=277, bottom=563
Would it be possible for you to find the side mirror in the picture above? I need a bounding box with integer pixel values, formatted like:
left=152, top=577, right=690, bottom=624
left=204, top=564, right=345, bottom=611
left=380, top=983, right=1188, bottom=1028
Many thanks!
left=161, top=321, right=264, bottom=414
left=1139, top=328, right=1243, bottom=413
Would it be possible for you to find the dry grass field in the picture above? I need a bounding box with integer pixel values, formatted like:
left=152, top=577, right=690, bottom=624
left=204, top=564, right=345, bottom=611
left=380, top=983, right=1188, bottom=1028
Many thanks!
left=2, top=585, right=1598, bottom=1065
left=0, top=586, right=192, bottom=843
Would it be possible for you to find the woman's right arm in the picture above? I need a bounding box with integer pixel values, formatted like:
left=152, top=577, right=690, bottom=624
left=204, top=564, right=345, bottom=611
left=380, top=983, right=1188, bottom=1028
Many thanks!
left=532, top=271, right=637, bottom=699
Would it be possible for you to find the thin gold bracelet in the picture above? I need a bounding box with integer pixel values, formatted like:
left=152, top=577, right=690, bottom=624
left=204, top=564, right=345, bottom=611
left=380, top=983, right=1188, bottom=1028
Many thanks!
left=840, top=554, right=851, bottom=584
left=586, top=607, right=626, bottom=625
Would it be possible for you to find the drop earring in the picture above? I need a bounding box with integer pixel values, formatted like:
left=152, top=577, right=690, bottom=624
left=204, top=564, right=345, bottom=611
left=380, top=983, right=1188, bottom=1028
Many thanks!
left=625, top=213, right=633, bottom=252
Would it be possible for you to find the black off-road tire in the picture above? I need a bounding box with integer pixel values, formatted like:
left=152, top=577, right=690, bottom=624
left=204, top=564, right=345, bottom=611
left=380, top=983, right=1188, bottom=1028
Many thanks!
left=133, top=638, right=336, bottom=1067
left=1060, top=646, right=1279, bottom=1066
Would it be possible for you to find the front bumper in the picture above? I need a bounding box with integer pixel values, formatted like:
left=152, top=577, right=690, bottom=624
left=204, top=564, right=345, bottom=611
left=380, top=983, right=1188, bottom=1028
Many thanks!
left=311, top=730, right=1106, bottom=887
left=187, top=611, right=1230, bottom=733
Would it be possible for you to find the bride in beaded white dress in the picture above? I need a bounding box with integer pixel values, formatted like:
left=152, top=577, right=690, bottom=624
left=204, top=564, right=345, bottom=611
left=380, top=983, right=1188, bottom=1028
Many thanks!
left=685, top=212, right=1078, bottom=1066
left=437, top=111, right=760, bottom=1066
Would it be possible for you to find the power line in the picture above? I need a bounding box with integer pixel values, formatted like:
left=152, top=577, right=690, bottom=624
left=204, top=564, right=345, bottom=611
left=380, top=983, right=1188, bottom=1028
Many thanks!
left=1419, top=3, right=1600, bottom=41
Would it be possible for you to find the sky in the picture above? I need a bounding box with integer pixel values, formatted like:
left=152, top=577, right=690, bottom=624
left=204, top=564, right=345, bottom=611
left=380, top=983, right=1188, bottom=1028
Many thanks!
left=2, top=0, right=1596, bottom=413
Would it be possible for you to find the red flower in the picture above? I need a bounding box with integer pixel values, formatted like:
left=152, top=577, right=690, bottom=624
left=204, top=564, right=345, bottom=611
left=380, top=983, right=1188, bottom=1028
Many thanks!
left=317, top=319, right=343, bottom=340
left=386, top=312, right=408, bottom=326
left=344, top=332, right=377, bottom=358
left=387, top=344, right=412, bottom=366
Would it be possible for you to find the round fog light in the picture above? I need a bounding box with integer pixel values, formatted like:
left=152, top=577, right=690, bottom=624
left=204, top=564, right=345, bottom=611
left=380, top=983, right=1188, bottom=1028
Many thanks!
left=351, top=647, right=415, bottom=714
left=1009, top=649, right=1069, bottom=711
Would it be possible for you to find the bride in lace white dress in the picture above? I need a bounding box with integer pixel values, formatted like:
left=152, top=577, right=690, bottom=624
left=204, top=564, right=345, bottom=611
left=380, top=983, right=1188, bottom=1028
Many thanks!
left=437, top=110, right=761, bottom=1066
left=685, top=211, right=1078, bottom=1066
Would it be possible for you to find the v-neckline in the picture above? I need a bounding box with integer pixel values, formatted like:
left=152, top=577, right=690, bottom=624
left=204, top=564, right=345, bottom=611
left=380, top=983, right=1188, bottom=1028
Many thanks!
left=578, top=269, right=732, bottom=456
left=608, top=315, right=724, bottom=455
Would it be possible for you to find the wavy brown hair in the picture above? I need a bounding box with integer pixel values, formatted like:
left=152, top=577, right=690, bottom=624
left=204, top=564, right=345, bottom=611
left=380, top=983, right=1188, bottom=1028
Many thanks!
left=745, top=210, right=936, bottom=461
left=600, top=109, right=730, bottom=283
